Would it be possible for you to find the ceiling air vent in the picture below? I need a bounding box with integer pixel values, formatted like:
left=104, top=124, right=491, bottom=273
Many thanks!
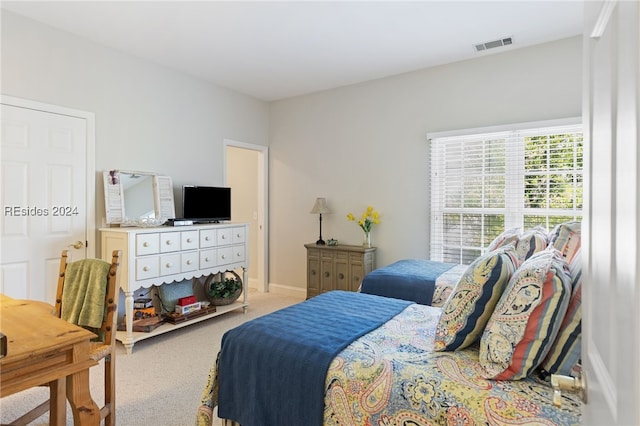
left=474, top=37, right=513, bottom=52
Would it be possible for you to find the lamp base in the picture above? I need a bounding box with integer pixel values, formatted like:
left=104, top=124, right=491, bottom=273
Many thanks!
left=316, top=239, right=326, bottom=245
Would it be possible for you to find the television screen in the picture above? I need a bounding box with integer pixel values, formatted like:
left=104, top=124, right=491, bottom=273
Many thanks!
left=182, top=186, right=231, bottom=223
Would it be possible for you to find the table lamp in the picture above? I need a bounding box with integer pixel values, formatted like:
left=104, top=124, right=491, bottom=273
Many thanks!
left=310, top=197, right=331, bottom=245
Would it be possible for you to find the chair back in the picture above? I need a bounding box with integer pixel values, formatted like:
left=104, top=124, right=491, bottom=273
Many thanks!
left=54, top=250, right=121, bottom=345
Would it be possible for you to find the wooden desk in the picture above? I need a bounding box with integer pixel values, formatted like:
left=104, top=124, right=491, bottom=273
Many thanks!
left=0, top=294, right=100, bottom=425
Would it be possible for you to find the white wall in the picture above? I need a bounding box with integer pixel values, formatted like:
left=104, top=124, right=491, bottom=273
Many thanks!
left=1, top=11, right=269, bottom=245
left=268, top=36, right=582, bottom=293
left=1, top=10, right=582, bottom=295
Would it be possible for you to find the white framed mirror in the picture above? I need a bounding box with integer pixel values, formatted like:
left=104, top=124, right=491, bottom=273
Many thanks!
left=103, top=170, right=175, bottom=226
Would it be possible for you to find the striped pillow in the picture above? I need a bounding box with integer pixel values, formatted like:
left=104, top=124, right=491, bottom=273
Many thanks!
left=479, top=249, right=572, bottom=380
left=515, top=226, right=548, bottom=263
left=434, top=244, right=518, bottom=351
left=540, top=248, right=582, bottom=376
left=486, top=227, right=521, bottom=252
left=549, top=221, right=581, bottom=264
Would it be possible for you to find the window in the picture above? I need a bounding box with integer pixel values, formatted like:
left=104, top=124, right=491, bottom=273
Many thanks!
left=429, top=119, right=583, bottom=264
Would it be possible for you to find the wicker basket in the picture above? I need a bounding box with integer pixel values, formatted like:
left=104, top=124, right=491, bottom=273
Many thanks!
left=204, top=271, right=242, bottom=306
left=210, top=288, right=242, bottom=306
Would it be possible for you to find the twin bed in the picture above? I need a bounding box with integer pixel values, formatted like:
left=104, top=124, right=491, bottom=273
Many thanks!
left=197, top=223, right=583, bottom=426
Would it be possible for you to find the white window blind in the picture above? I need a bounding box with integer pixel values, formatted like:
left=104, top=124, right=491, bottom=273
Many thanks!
left=429, top=120, right=583, bottom=264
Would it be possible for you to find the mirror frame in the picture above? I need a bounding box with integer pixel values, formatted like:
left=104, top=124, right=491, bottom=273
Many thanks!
left=103, top=170, right=175, bottom=226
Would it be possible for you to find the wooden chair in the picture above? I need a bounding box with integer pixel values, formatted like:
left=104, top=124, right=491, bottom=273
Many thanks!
left=8, top=250, right=121, bottom=426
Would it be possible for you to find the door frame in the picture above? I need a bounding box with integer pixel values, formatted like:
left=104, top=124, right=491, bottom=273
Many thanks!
left=1, top=95, right=96, bottom=258
left=223, top=139, right=269, bottom=292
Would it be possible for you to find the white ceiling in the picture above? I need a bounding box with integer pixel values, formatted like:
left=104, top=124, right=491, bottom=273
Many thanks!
left=2, top=1, right=584, bottom=101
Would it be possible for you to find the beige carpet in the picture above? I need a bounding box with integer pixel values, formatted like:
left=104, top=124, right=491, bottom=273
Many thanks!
left=0, top=289, right=303, bottom=425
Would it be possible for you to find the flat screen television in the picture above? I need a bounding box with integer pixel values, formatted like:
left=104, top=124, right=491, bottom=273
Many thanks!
left=182, top=185, right=231, bottom=223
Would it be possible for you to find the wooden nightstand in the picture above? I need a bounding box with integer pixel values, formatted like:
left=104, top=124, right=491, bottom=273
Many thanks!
left=304, top=243, right=376, bottom=298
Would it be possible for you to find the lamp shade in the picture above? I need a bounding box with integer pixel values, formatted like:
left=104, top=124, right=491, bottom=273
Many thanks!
left=310, top=197, right=331, bottom=214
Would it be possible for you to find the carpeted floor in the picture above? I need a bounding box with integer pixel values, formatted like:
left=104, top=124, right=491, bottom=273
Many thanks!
left=0, top=289, right=303, bottom=425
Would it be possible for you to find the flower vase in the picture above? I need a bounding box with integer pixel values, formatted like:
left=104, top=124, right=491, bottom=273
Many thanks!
left=363, top=232, right=371, bottom=248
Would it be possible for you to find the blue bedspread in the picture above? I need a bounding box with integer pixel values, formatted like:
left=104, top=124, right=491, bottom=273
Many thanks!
left=360, top=259, right=456, bottom=305
left=217, top=291, right=412, bottom=426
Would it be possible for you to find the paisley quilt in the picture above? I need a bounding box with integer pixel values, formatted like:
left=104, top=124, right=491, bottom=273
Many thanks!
left=323, top=304, right=581, bottom=426
left=198, top=303, right=581, bottom=426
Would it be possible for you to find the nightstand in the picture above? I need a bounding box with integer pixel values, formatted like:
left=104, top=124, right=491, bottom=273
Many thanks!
left=304, top=243, right=376, bottom=298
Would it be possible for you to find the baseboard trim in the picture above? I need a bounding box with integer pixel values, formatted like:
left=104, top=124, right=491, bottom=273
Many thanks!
left=267, top=283, right=307, bottom=299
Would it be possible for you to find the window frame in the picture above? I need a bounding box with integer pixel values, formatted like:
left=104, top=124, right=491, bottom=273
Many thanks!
left=428, top=118, right=582, bottom=264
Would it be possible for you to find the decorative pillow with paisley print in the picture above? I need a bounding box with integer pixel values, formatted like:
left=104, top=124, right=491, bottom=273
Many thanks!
left=479, top=248, right=572, bottom=380
left=434, top=244, right=519, bottom=351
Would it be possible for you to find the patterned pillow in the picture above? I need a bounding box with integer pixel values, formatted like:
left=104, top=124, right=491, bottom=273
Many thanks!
left=479, top=249, right=572, bottom=380
left=549, top=221, right=581, bottom=264
left=515, top=226, right=548, bottom=263
left=540, top=248, right=582, bottom=376
left=486, top=227, right=521, bottom=252
left=434, top=244, right=519, bottom=351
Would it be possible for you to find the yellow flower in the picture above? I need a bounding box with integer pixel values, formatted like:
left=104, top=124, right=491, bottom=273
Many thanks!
left=347, top=206, right=381, bottom=233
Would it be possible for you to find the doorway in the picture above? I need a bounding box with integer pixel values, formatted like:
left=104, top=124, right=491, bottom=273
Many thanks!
left=224, top=140, right=268, bottom=292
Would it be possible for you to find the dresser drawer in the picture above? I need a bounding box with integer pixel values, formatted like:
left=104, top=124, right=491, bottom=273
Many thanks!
left=181, top=251, right=198, bottom=272
left=232, top=226, right=246, bottom=244
left=217, top=228, right=233, bottom=246
left=200, top=229, right=217, bottom=248
left=160, top=253, right=180, bottom=276
left=136, top=234, right=159, bottom=256
left=200, top=249, right=218, bottom=269
left=160, top=232, right=180, bottom=253
left=217, top=246, right=233, bottom=265
left=136, top=256, right=159, bottom=280
left=232, top=245, right=246, bottom=263
left=181, top=231, right=198, bottom=251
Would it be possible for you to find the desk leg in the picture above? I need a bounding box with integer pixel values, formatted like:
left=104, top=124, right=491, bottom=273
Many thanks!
left=49, top=378, right=66, bottom=426
left=67, top=341, right=100, bottom=426
left=66, top=369, right=99, bottom=426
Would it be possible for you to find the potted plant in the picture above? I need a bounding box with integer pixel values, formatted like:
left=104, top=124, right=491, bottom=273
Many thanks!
left=206, top=271, right=242, bottom=306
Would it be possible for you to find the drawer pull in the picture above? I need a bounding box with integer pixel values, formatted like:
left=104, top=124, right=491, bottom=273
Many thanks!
left=143, top=242, right=149, bottom=247
left=143, top=266, right=149, bottom=272
left=324, top=272, right=330, bottom=278
left=221, top=254, right=226, bottom=260
left=186, top=260, right=192, bottom=265
left=205, top=257, right=210, bottom=262
left=165, top=262, right=172, bottom=268
left=186, top=238, right=193, bottom=243
left=165, top=240, right=172, bottom=245
left=338, top=273, right=344, bottom=279
left=221, top=235, right=226, bottom=240
left=205, top=236, right=210, bottom=241
left=311, top=270, right=316, bottom=275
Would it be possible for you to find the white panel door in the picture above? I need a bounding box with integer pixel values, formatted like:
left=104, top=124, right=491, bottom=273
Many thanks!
left=1, top=102, right=90, bottom=303
left=583, top=1, right=640, bottom=425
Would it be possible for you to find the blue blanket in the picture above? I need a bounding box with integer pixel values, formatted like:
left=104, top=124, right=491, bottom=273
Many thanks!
left=360, top=259, right=456, bottom=305
left=217, top=291, right=412, bottom=426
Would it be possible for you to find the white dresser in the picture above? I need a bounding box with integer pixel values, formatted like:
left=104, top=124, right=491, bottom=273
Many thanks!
left=100, top=223, right=249, bottom=354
